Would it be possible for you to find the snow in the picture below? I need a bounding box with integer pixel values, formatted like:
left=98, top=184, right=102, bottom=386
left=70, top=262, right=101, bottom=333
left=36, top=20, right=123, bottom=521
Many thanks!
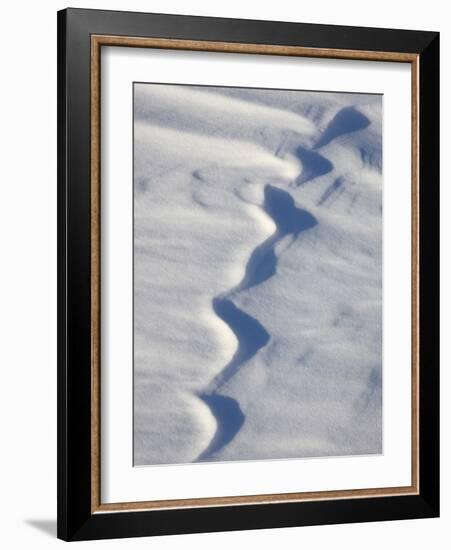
left=133, top=83, right=382, bottom=466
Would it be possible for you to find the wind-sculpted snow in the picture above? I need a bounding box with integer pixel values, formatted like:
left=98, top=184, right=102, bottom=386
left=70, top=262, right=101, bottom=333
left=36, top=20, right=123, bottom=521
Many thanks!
left=133, top=83, right=382, bottom=465
left=236, top=186, right=318, bottom=293
left=197, top=186, right=317, bottom=460
left=208, top=299, right=270, bottom=390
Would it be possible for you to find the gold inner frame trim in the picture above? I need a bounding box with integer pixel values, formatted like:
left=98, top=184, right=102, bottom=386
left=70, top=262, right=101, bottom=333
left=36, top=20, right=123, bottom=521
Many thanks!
left=90, top=34, right=420, bottom=514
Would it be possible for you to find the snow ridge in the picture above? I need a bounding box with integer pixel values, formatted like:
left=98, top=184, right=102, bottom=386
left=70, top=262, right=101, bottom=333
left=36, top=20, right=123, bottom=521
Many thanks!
left=198, top=185, right=319, bottom=460
left=197, top=105, right=375, bottom=462
left=133, top=84, right=383, bottom=465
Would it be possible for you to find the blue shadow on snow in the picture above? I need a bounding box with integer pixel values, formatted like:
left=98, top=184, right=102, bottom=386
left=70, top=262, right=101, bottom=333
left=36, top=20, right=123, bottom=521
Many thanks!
left=314, top=106, right=370, bottom=149
left=294, top=146, right=334, bottom=186
left=196, top=393, right=245, bottom=461
left=196, top=185, right=318, bottom=462
left=241, top=185, right=318, bottom=290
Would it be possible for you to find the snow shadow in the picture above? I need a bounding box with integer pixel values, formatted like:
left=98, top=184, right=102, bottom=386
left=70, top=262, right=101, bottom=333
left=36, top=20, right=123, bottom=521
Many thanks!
left=318, top=176, right=345, bottom=206
left=294, top=146, right=334, bottom=186
left=197, top=298, right=269, bottom=462
left=196, top=300, right=269, bottom=461
left=196, top=393, right=245, bottom=461
left=314, top=106, right=370, bottom=149
left=241, top=185, right=318, bottom=290
left=211, top=298, right=270, bottom=387
left=264, top=185, right=318, bottom=237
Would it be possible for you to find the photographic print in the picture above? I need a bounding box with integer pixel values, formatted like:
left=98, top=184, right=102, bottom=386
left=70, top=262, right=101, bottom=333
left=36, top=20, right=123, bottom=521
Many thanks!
left=58, top=11, right=440, bottom=539
left=133, top=83, right=383, bottom=466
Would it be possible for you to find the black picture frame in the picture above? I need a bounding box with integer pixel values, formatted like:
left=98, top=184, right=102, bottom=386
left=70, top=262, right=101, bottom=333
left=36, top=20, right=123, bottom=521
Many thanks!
left=57, top=7, right=439, bottom=541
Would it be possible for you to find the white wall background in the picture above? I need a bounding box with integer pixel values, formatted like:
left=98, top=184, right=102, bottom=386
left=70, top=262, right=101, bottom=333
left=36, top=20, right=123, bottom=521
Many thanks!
left=0, top=0, right=447, bottom=547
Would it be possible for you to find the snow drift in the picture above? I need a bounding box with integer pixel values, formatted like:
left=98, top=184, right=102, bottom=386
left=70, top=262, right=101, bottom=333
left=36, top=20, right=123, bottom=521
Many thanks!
left=133, top=83, right=382, bottom=466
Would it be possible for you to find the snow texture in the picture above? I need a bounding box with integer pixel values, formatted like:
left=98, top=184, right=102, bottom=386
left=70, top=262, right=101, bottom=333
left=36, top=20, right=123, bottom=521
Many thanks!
left=133, top=83, right=382, bottom=466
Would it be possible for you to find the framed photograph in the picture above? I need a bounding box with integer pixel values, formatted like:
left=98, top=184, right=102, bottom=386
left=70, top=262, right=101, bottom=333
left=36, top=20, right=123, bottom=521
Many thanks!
left=57, top=8, right=439, bottom=541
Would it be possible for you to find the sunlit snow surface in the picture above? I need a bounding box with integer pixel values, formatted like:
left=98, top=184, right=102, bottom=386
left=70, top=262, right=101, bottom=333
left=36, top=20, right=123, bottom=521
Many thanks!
left=133, top=83, right=382, bottom=466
